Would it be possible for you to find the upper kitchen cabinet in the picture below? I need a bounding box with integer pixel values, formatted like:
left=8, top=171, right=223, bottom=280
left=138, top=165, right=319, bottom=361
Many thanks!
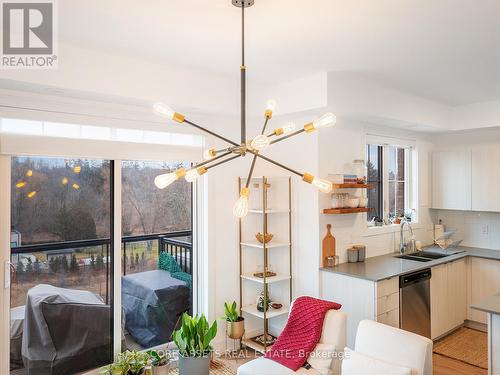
left=432, top=150, right=472, bottom=210
left=471, top=148, right=500, bottom=212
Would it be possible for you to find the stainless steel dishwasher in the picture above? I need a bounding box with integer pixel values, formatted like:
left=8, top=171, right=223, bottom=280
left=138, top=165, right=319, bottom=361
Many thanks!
left=400, top=268, right=431, bottom=338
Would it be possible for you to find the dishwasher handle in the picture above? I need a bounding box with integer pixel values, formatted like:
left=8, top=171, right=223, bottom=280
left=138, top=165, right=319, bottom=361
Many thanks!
left=400, top=269, right=431, bottom=288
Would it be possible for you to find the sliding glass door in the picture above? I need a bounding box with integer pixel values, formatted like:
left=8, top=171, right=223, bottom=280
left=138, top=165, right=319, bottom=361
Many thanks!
left=9, top=156, right=114, bottom=374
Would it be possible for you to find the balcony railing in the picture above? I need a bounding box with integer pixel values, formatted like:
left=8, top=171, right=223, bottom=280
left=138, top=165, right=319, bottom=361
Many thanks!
left=10, top=230, right=192, bottom=306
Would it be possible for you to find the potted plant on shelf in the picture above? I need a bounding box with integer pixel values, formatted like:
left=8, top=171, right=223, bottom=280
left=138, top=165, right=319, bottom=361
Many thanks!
left=146, top=350, right=170, bottom=375
left=222, top=301, right=245, bottom=340
left=101, top=350, right=151, bottom=375
left=172, top=313, right=217, bottom=375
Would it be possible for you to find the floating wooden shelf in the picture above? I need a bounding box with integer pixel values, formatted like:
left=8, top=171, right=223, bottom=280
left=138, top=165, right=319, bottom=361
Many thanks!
left=332, top=183, right=374, bottom=189
left=322, top=207, right=373, bottom=214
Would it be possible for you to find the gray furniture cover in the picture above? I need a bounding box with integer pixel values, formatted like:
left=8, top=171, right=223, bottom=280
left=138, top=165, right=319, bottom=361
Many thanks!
left=22, top=284, right=112, bottom=375
left=122, top=269, right=190, bottom=348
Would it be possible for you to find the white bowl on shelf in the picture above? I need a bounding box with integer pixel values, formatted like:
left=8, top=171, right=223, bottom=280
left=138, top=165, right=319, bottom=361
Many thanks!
left=346, top=197, right=359, bottom=208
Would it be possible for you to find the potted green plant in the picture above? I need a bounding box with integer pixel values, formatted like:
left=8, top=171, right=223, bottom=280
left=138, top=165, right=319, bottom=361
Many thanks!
left=146, top=350, right=170, bottom=375
left=172, top=313, right=217, bottom=375
left=101, top=350, right=150, bottom=375
left=222, top=301, right=245, bottom=340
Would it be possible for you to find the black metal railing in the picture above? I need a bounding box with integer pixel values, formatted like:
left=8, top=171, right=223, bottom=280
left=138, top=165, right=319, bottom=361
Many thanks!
left=10, top=230, right=192, bottom=305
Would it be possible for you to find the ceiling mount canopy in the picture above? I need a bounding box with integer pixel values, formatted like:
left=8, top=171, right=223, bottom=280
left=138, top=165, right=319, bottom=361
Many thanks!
left=154, top=0, right=336, bottom=218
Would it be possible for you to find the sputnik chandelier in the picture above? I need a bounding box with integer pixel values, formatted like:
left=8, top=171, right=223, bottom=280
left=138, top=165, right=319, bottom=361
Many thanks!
left=153, top=0, right=336, bottom=218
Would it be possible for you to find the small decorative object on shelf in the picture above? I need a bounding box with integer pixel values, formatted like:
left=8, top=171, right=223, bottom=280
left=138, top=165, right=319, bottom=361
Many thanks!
left=256, top=291, right=272, bottom=312
left=347, top=247, right=359, bottom=263
left=352, top=159, right=367, bottom=184
left=255, top=232, right=274, bottom=244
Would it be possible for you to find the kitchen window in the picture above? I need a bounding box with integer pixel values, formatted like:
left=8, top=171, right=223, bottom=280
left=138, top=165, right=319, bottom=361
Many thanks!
left=366, top=138, right=417, bottom=225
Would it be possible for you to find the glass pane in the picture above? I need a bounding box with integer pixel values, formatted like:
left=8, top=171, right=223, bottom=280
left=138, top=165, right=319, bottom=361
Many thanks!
left=397, top=148, right=405, bottom=180
left=388, top=180, right=396, bottom=217
left=366, top=144, right=380, bottom=182
left=396, top=181, right=405, bottom=217
left=10, top=157, right=112, bottom=374
left=367, top=184, right=382, bottom=221
left=121, top=161, right=193, bottom=352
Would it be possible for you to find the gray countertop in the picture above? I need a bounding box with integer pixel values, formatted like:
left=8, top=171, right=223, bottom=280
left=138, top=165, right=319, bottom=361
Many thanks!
left=472, top=293, right=500, bottom=315
left=320, top=246, right=500, bottom=281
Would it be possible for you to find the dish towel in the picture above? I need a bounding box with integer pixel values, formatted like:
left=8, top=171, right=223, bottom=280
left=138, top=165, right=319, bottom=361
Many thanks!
left=264, top=296, right=342, bottom=371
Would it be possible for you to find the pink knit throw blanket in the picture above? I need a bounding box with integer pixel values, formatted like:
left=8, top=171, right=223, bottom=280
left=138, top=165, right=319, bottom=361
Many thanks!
left=264, top=296, right=342, bottom=371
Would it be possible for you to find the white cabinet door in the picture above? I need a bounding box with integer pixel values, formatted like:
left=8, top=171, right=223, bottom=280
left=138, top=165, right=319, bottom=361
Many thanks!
left=472, top=149, right=500, bottom=212
left=470, top=258, right=500, bottom=324
left=432, top=151, right=471, bottom=210
left=448, top=258, right=467, bottom=328
left=431, top=263, right=448, bottom=339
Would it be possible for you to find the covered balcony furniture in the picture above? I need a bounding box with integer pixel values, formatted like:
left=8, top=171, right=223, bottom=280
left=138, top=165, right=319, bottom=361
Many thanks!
left=237, top=308, right=347, bottom=375
left=122, top=269, right=190, bottom=348
left=342, top=320, right=433, bottom=375
left=22, top=284, right=112, bottom=375
left=10, top=305, right=25, bottom=370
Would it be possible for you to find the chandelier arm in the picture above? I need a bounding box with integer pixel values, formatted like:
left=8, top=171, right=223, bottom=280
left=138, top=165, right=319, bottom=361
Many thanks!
left=247, top=150, right=303, bottom=177
left=205, top=154, right=242, bottom=170
left=184, top=119, right=240, bottom=147
left=244, top=116, right=271, bottom=188
left=269, top=128, right=306, bottom=145
left=194, top=151, right=234, bottom=169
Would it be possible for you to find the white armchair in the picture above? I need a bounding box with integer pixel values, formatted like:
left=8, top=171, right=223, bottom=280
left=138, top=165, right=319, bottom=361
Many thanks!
left=342, top=320, right=433, bottom=375
left=237, top=309, right=347, bottom=375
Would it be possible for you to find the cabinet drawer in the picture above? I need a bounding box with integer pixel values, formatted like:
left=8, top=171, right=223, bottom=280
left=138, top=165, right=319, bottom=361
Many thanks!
left=376, top=292, right=399, bottom=315
left=377, top=308, right=400, bottom=328
left=377, top=277, right=399, bottom=298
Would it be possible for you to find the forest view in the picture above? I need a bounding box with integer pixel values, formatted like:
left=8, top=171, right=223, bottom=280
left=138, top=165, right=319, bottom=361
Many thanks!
left=11, top=157, right=192, bottom=245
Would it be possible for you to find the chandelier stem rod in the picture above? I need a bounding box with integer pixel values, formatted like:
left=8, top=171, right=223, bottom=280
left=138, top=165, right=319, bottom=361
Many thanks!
left=269, top=128, right=306, bottom=145
left=205, top=154, right=242, bottom=170
left=247, top=150, right=303, bottom=177
left=244, top=117, right=270, bottom=188
left=240, top=4, right=246, bottom=144
left=184, top=119, right=239, bottom=147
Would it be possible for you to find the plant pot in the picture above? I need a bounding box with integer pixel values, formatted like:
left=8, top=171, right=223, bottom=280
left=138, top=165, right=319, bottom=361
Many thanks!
left=178, top=355, right=210, bottom=375
left=227, top=318, right=245, bottom=339
left=153, top=363, right=170, bottom=375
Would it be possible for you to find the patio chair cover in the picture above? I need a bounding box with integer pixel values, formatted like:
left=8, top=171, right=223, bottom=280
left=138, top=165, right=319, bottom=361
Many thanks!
left=22, top=284, right=112, bottom=375
left=122, top=269, right=190, bottom=348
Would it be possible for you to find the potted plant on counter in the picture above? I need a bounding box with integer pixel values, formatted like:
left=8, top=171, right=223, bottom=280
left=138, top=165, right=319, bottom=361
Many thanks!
left=172, top=313, right=217, bottom=375
left=101, top=350, right=150, bottom=375
left=146, top=350, right=170, bottom=375
left=222, top=301, right=245, bottom=340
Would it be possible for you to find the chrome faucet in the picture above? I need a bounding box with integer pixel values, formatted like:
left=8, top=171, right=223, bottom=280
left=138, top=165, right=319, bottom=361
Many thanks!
left=400, top=220, right=415, bottom=254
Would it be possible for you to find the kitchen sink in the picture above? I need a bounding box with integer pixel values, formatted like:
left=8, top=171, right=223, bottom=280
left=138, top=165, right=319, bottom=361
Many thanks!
left=395, top=251, right=452, bottom=262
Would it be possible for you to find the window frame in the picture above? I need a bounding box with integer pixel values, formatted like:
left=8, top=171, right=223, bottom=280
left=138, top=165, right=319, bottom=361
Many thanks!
left=366, top=139, right=417, bottom=227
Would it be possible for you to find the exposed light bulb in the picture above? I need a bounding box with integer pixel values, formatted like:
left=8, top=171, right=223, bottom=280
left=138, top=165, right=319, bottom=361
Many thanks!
left=154, top=168, right=186, bottom=189
left=72, top=183, right=80, bottom=190
left=61, top=177, right=68, bottom=185
left=312, top=178, right=333, bottom=194
left=250, top=135, right=270, bottom=151
left=153, top=102, right=185, bottom=123
left=302, top=173, right=333, bottom=194
left=312, top=112, right=336, bottom=129
left=73, top=166, right=81, bottom=174
left=185, top=167, right=207, bottom=183
left=27, top=191, right=37, bottom=198
left=233, top=188, right=250, bottom=218
left=203, top=148, right=216, bottom=161
left=282, top=122, right=296, bottom=134
left=265, top=99, right=277, bottom=118
left=15, top=181, right=26, bottom=188
left=26, top=170, right=33, bottom=177
left=275, top=122, right=296, bottom=136
left=153, top=102, right=175, bottom=119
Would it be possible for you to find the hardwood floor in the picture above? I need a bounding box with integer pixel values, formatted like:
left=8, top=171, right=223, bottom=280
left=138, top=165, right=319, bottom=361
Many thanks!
left=433, top=353, right=487, bottom=375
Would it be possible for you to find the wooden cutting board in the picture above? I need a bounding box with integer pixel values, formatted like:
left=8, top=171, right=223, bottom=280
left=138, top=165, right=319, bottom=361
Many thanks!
left=322, top=224, right=336, bottom=267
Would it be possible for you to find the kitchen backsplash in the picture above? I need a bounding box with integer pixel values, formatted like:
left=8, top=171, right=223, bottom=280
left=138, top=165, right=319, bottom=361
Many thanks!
left=432, top=209, right=500, bottom=250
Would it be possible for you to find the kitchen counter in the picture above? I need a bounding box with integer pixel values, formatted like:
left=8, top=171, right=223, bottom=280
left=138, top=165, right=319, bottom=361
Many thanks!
left=472, top=292, right=500, bottom=315
left=320, top=246, right=500, bottom=281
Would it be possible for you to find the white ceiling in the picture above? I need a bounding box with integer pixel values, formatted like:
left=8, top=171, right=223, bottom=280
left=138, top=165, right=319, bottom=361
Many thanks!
left=58, top=0, right=500, bottom=107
